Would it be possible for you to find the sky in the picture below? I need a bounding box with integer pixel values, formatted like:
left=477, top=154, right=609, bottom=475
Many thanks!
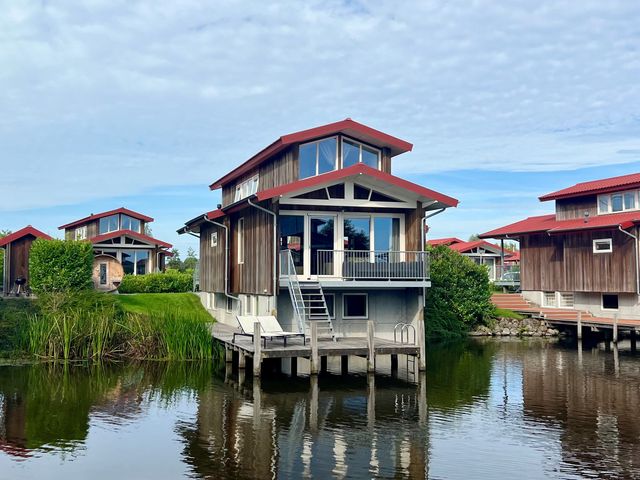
left=1, top=0, right=640, bottom=256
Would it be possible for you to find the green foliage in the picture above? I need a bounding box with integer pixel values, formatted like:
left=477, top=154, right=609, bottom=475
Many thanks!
left=494, top=308, right=524, bottom=320
left=425, top=245, right=496, bottom=338
left=0, top=230, right=10, bottom=291
left=117, top=270, right=192, bottom=293
left=182, top=247, right=198, bottom=271
left=166, top=248, right=182, bottom=270
left=29, top=239, right=94, bottom=294
left=0, top=298, right=37, bottom=356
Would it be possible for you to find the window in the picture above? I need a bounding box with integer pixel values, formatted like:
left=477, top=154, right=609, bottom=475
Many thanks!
left=99, top=215, right=119, bottom=234
left=341, top=138, right=380, bottom=169
left=374, top=217, right=400, bottom=252
left=558, top=292, right=574, bottom=308
left=99, top=263, right=108, bottom=285
left=226, top=296, right=233, bottom=313
left=234, top=175, right=259, bottom=202
left=121, top=215, right=141, bottom=232
left=237, top=218, right=245, bottom=264
left=543, top=291, right=556, bottom=307
left=210, top=232, right=218, bottom=247
left=279, top=215, right=304, bottom=275
left=593, top=238, right=612, bottom=253
left=344, top=218, right=370, bottom=250
left=324, top=293, right=335, bottom=318
left=298, top=137, right=338, bottom=180
left=598, top=190, right=639, bottom=214
left=343, top=293, right=368, bottom=319
left=122, top=250, right=149, bottom=275
left=602, top=294, right=619, bottom=310
left=75, top=226, right=87, bottom=240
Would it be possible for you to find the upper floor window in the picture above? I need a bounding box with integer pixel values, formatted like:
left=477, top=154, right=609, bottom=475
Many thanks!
left=121, top=214, right=141, bottom=233
left=598, top=190, right=638, bottom=214
left=342, top=138, right=380, bottom=169
left=299, top=137, right=338, bottom=180
left=234, top=175, right=259, bottom=202
left=99, top=215, right=119, bottom=234
left=75, top=225, right=87, bottom=240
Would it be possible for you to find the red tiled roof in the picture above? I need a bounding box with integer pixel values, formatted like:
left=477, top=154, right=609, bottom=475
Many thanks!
left=505, top=250, right=520, bottom=262
left=90, top=229, right=172, bottom=249
left=256, top=163, right=459, bottom=207
left=0, top=225, right=52, bottom=248
left=58, top=208, right=154, bottom=230
left=448, top=240, right=503, bottom=254
left=426, top=237, right=463, bottom=246
left=539, top=172, right=640, bottom=202
left=209, top=119, right=413, bottom=189
left=480, top=211, right=640, bottom=238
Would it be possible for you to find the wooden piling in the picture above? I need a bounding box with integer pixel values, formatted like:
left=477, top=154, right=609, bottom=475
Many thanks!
left=417, top=314, right=427, bottom=371
left=225, top=346, right=233, bottom=363
left=341, top=355, right=348, bottom=375
left=367, top=321, right=375, bottom=373
left=309, top=375, right=319, bottom=432
left=577, top=311, right=582, bottom=340
left=253, top=322, right=262, bottom=377
left=613, top=314, right=619, bottom=343
left=320, top=356, right=328, bottom=373
left=631, top=330, right=637, bottom=352
left=310, top=322, right=319, bottom=375
left=238, top=351, right=246, bottom=369
left=390, top=354, right=398, bottom=377
left=291, top=357, right=298, bottom=377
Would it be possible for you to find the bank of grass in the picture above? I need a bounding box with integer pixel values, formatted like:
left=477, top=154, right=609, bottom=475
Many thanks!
left=0, top=299, right=38, bottom=357
left=494, top=308, right=524, bottom=320
left=2, top=292, right=216, bottom=361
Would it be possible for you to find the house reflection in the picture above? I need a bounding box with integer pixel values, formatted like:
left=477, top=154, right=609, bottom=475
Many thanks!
left=522, top=342, right=640, bottom=478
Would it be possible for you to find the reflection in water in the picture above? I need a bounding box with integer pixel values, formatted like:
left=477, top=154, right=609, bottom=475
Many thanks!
left=0, top=340, right=639, bottom=479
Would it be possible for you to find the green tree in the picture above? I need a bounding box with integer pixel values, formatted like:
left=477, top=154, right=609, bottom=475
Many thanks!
left=29, top=239, right=94, bottom=293
left=166, top=248, right=183, bottom=271
left=425, top=245, right=495, bottom=338
left=183, top=247, right=198, bottom=271
left=0, top=230, right=10, bottom=291
left=468, top=233, right=480, bottom=241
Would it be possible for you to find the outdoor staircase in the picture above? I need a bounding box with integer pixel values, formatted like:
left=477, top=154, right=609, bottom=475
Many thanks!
left=299, top=281, right=336, bottom=341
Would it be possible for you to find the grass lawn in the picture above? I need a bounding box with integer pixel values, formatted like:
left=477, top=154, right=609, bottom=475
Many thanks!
left=494, top=307, right=525, bottom=320
left=116, top=293, right=213, bottom=322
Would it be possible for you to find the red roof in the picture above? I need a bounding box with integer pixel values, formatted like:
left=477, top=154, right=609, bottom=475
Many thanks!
left=210, top=119, right=413, bottom=190
left=480, top=211, right=640, bottom=238
left=426, top=237, right=463, bottom=246
left=0, top=225, right=52, bottom=248
left=448, top=240, right=503, bottom=254
left=539, top=172, right=640, bottom=202
left=256, top=163, right=459, bottom=207
left=58, top=208, right=154, bottom=230
left=90, top=229, right=172, bottom=249
left=505, top=250, right=520, bottom=262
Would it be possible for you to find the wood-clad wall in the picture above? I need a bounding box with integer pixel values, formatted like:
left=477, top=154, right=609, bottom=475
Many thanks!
left=521, top=229, right=637, bottom=293
left=405, top=202, right=422, bottom=251
left=381, top=147, right=392, bottom=174
left=7, top=236, right=36, bottom=291
left=199, top=222, right=227, bottom=293
left=555, top=196, right=598, bottom=221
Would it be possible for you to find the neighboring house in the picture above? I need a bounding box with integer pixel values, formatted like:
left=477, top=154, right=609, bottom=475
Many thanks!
left=59, top=208, right=172, bottom=291
left=0, top=226, right=52, bottom=295
left=178, top=119, right=458, bottom=338
left=480, top=172, right=640, bottom=319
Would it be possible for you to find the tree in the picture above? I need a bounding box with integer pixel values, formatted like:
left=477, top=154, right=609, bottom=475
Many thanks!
left=0, top=230, right=10, bottom=290
left=29, top=239, right=94, bottom=293
left=144, top=224, right=153, bottom=236
left=166, top=248, right=183, bottom=271
left=183, top=247, right=198, bottom=271
left=468, top=233, right=480, bottom=241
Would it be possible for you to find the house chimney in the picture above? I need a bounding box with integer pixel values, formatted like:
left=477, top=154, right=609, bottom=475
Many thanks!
left=584, top=211, right=590, bottom=223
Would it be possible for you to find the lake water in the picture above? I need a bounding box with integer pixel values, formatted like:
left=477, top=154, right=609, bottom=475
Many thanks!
left=1, top=338, right=639, bottom=479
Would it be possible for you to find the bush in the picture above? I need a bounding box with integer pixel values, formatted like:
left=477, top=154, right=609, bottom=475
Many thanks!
left=425, top=245, right=496, bottom=338
left=29, top=239, right=93, bottom=294
left=117, top=271, right=192, bottom=293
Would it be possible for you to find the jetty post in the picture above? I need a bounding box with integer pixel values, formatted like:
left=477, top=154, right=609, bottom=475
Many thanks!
left=253, top=322, right=262, bottom=376
left=367, top=321, right=375, bottom=373
left=577, top=311, right=582, bottom=340
left=613, top=314, right=619, bottom=343
left=310, top=322, right=319, bottom=375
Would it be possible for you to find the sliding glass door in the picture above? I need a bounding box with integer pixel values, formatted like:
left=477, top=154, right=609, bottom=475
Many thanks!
left=279, top=215, right=305, bottom=275
left=310, top=216, right=335, bottom=275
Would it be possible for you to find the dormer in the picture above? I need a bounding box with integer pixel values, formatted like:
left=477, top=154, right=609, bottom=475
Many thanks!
left=58, top=208, right=153, bottom=240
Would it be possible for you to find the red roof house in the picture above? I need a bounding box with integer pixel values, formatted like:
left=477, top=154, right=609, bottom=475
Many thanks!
left=1, top=226, right=51, bottom=295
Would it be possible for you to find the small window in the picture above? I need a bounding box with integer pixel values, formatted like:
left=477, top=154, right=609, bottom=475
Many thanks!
left=298, top=137, right=338, bottom=180
left=611, top=194, right=624, bottom=212
left=75, top=226, right=87, bottom=240
left=341, top=138, right=381, bottom=169
left=237, top=218, right=245, bottom=264
left=598, top=196, right=609, bottom=213
left=324, top=293, right=335, bottom=318
left=343, top=293, right=368, bottom=319
left=234, top=175, right=259, bottom=202
left=593, top=238, right=612, bottom=253
left=354, top=184, right=371, bottom=200
left=602, top=294, right=619, bottom=311
left=226, top=296, right=233, bottom=313
left=210, top=232, right=218, bottom=247
left=99, top=263, right=107, bottom=285
left=624, top=192, right=636, bottom=210
left=558, top=292, right=574, bottom=308
left=543, top=291, right=556, bottom=307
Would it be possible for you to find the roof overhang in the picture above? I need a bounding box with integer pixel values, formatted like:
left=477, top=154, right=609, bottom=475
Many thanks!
left=91, top=229, right=172, bottom=249
left=59, top=208, right=154, bottom=230
left=0, top=226, right=52, bottom=248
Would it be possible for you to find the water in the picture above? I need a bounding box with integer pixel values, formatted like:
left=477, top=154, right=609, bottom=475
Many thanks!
left=1, top=338, right=639, bottom=479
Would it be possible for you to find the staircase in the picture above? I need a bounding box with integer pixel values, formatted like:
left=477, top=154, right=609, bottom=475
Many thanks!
left=299, top=281, right=336, bottom=341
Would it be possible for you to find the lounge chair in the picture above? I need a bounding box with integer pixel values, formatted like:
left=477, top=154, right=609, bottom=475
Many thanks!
left=233, top=315, right=305, bottom=347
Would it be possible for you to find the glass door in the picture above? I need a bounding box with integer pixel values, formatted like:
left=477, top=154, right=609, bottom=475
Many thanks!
left=279, top=215, right=305, bottom=275
left=309, top=216, right=335, bottom=276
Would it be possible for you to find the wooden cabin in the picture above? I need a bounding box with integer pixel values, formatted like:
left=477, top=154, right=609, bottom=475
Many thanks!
left=0, top=226, right=52, bottom=295
left=59, top=208, right=172, bottom=291
left=480, top=172, right=640, bottom=319
left=179, top=119, right=458, bottom=339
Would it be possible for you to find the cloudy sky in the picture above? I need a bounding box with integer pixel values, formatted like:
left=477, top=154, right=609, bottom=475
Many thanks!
left=2, top=0, right=640, bottom=255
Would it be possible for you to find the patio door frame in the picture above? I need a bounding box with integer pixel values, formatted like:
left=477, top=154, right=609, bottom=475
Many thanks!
left=304, top=212, right=339, bottom=279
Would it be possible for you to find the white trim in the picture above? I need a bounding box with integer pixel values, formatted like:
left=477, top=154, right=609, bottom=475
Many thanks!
left=237, top=218, right=245, bottom=264
left=343, top=293, right=369, bottom=319
left=601, top=293, right=619, bottom=311
left=593, top=238, right=612, bottom=253
left=75, top=225, right=87, bottom=241
left=341, top=136, right=381, bottom=169
left=210, top=231, right=218, bottom=248
left=597, top=189, right=639, bottom=215
left=234, top=175, right=259, bottom=202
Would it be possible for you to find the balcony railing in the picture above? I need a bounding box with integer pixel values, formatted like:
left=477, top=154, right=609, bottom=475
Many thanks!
left=316, top=250, right=429, bottom=281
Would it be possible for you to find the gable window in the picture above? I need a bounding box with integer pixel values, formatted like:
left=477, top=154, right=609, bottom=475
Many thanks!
left=237, top=218, right=245, bottom=264
left=593, top=238, right=612, bottom=253
left=342, top=138, right=380, bottom=169
left=299, top=137, right=338, bottom=180
left=210, top=232, right=218, bottom=247
left=121, top=215, right=141, bottom=233
left=343, top=293, right=368, bottom=319
left=598, top=190, right=639, bottom=214
left=234, top=175, right=259, bottom=202
left=602, top=294, right=619, bottom=311
left=75, top=226, right=87, bottom=241
left=99, top=215, right=119, bottom=234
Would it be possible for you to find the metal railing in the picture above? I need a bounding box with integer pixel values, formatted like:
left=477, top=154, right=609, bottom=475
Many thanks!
left=316, top=250, right=429, bottom=281
left=494, top=264, right=520, bottom=283
left=279, top=249, right=306, bottom=333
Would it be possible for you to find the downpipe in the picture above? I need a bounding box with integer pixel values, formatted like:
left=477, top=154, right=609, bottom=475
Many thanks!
left=618, top=225, right=640, bottom=297
left=247, top=198, right=278, bottom=312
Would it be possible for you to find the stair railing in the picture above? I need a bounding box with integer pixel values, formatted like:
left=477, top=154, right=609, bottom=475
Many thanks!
left=280, top=249, right=306, bottom=334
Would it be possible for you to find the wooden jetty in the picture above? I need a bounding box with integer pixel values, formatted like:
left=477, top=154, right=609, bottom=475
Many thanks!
left=212, top=321, right=425, bottom=377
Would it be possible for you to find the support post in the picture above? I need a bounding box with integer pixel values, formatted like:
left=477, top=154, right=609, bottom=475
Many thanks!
left=417, top=307, right=427, bottom=371
left=291, top=357, right=298, bottom=378
left=577, top=311, right=582, bottom=340
left=613, top=342, right=620, bottom=377
left=390, top=354, right=399, bottom=377
left=253, top=322, right=262, bottom=377
left=631, top=330, right=637, bottom=352
left=367, top=373, right=376, bottom=429
left=238, top=351, right=246, bottom=369
left=367, top=320, right=375, bottom=373
left=341, top=355, right=349, bottom=375
left=309, top=374, right=319, bottom=432
left=320, top=356, right=328, bottom=373
left=310, top=322, right=319, bottom=375
left=613, top=314, right=619, bottom=343
left=225, top=345, right=233, bottom=363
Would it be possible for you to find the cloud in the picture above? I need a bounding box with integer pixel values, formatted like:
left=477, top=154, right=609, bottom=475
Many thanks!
left=0, top=0, right=639, bottom=211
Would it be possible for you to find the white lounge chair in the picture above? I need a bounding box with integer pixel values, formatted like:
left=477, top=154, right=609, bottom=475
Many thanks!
left=233, top=315, right=305, bottom=347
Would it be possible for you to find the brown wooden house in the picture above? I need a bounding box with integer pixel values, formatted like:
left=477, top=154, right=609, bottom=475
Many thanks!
left=481, top=172, right=640, bottom=319
left=179, top=119, right=458, bottom=338
left=59, top=208, right=172, bottom=291
left=0, top=226, right=52, bottom=295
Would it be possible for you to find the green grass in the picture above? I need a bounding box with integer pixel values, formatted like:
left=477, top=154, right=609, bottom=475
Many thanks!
left=116, top=293, right=210, bottom=320
left=0, top=299, right=38, bottom=357
left=494, top=308, right=525, bottom=320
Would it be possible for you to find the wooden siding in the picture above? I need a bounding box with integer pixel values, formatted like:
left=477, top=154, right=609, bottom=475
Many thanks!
left=405, top=202, right=422, bottom=251
left=521, top=229, right=637, bottom=293
left=5, top=236, right=36, bottom=292
left=381, top=147, right=392, bottom=174
left=199, top=222, right=227, bottom=293
left=555, top=196, right=598, bottom=221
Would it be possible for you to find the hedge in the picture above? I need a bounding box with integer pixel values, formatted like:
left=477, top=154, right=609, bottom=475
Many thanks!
left=29, top=239, right=94, bottom=294
left=117, top=271, right=192, bottom=293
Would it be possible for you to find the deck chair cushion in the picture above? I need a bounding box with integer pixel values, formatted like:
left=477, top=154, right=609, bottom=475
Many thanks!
left=257, top=316, right=301, bottom=335
left=237, top=315, right=260, bottom=334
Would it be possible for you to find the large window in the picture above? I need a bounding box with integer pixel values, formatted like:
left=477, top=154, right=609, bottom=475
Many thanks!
left=343, top=218, right=370, bottom=250
left=121, top=215, right=141, bottom=232
left=234, top=175, right=259, bottom=202
left=342, top=138, right=380, bottom=169
left=598, top=190, right=639, bottom=214
left=373, top=217, right=400, bottom=251
left=99, top=215, right=119, bottom=234
left=280, top=215, right=305, bottom=274
left=121, top=250, right=149, bottom=275
left=343, top=293, right=368, bottom=319
left=299, top=137, right=338, bottom=179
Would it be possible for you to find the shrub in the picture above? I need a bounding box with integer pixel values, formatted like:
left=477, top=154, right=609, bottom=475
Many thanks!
left=118, top=271, right=192, bottom=293
left=425, top=245, right=496, bottom=338
left=29, top=239, right=93, bottom=294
